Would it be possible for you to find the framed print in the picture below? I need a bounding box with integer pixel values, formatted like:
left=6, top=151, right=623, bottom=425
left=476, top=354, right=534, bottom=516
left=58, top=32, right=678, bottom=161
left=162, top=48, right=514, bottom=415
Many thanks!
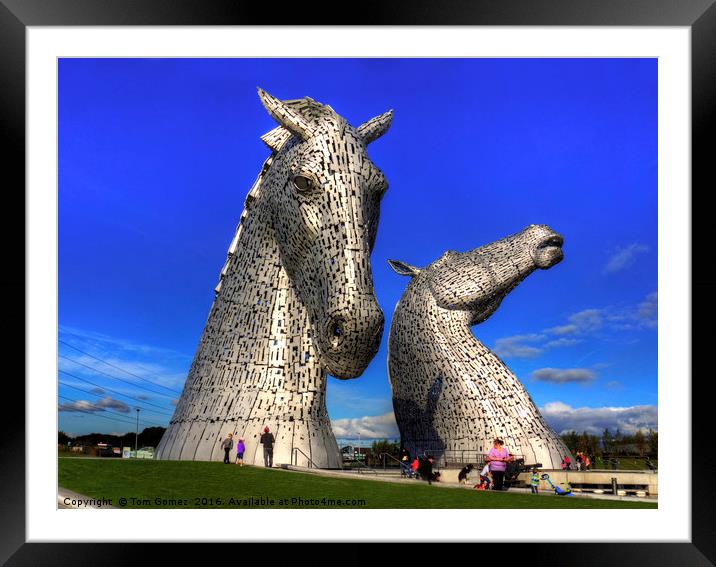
left=2, top=0, right=715, bottom=563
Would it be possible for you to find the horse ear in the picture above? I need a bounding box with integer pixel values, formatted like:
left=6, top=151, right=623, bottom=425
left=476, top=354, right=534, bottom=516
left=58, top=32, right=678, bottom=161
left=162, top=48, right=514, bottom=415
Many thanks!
left=388, top=259, right=420, bottom=277
left=260, top=126, right=293, bottom=152
left=257, top=87, right=315, bottom=141
left=357, top=110, right=393, bottom=144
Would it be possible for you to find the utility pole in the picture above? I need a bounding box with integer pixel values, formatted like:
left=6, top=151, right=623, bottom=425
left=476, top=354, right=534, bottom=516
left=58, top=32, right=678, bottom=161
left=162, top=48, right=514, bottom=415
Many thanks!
left=135, top=408, right=140, bottom=457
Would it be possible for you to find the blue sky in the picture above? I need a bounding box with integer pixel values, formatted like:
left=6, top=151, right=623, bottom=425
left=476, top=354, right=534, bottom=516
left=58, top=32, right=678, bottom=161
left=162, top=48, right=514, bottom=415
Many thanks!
left=58, top=58, right=657, bottom=438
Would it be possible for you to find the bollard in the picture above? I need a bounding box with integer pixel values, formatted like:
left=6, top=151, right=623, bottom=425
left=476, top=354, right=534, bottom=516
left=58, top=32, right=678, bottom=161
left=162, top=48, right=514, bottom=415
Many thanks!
left=611, top=477, right=618, bottom=495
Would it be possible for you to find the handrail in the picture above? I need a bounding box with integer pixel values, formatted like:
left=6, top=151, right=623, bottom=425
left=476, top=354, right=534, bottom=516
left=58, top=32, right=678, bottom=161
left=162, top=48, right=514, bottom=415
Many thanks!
left=345, top=458, right=378, bottom=475
left=292, top=447, right=321, bottom=469
left=378, top=452, right=403, bottom=470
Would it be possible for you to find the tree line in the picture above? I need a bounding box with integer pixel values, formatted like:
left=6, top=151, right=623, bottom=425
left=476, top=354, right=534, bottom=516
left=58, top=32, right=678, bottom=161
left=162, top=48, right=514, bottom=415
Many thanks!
left=560, top=428, right=657, bottom=460
left=58, top=427, right=167, bottom=450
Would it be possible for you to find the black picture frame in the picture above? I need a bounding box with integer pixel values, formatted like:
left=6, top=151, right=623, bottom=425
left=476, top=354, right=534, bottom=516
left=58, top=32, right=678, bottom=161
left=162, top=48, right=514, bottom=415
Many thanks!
left=2, top=1, right=713, bottom=563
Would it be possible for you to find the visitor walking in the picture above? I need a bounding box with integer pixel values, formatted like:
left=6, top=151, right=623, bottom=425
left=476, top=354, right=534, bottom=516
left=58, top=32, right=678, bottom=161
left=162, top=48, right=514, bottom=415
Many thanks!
left=530, top=469, right=540, bottom=494
left=235, top=437, right=245, bottom=466
left=419, top=455, right=435, bottom=485
left=221, top=433, right=234, bottom=464
left=260, top=426, right=275, bottom=468
left=486, top=438, right=512, bottom=491
left=399, top=447, right=412, bottom=478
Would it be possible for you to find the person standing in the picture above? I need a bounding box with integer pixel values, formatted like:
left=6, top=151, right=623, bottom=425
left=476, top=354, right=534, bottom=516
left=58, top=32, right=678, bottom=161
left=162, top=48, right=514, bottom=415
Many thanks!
left=235, top=437, right=246, bottom=466
left=221, top=433, right=234, bottom=464
left=399, top=447, right=412, bottom=478
left=486, top=438, right=511, bottom=490
left=530, top=469, right=540, bottom=494
left=260, top=426, right=275, bottom=468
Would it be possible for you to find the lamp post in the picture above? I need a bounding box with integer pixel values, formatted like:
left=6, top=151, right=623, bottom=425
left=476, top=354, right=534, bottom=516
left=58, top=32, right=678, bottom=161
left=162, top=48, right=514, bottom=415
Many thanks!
left=135, top=408, right=140, bottom=457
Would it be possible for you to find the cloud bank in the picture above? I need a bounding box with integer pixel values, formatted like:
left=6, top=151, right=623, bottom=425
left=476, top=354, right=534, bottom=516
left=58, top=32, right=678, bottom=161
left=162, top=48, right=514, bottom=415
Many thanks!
left=541, top=401, right=657, bottom=435
left=331, top=412, right=400, bottom=438
left=59, top=396, right=130, bottom=414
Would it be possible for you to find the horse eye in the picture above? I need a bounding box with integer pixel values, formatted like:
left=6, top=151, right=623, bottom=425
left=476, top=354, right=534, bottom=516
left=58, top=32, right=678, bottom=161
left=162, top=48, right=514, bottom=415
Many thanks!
left=292, top=175, right=312, bottom=193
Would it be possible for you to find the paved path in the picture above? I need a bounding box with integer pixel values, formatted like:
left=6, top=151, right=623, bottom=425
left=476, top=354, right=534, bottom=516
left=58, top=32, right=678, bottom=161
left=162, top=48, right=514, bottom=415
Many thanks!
left=278, top=464, right=657, bottom=503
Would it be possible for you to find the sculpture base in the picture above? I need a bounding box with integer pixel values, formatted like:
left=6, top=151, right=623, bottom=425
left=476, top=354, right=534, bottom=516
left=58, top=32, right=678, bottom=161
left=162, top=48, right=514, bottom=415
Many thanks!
left=155, top=417, right=342, bottom=468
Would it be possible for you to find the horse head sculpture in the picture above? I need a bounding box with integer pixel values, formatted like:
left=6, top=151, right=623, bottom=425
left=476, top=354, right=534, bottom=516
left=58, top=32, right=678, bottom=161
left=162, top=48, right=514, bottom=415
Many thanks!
left=257, top=89, right=391, bottom=378
left=156, top=90, right=392, bottom=466
left=387, top=225, right=571, bottom=469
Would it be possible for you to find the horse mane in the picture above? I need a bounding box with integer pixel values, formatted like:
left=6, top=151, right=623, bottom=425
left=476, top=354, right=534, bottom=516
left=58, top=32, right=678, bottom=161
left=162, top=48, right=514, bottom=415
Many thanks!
left=213, top=97, right=334, bottom=294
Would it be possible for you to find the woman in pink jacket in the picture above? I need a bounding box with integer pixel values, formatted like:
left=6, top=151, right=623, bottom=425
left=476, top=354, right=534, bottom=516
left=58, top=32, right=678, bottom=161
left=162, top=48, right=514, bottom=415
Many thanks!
left=485, top=438, right=512, bottom=490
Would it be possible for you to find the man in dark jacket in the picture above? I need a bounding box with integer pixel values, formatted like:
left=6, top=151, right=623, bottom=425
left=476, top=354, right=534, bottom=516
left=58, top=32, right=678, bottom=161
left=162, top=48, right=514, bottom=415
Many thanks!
left=221, top=433, right=234, bottom=464
left=260, top=426, right=275, bottom=468
left=418, top=455, right=435, bottom=485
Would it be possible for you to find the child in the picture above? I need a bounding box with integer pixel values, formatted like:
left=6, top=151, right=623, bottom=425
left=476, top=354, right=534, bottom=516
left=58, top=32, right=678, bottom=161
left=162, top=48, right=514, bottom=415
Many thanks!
left=474, top=464, right=492, bottom=490
left=530, top=469, right=540, bottom=494
left=234, top=437, right=245, bottom=466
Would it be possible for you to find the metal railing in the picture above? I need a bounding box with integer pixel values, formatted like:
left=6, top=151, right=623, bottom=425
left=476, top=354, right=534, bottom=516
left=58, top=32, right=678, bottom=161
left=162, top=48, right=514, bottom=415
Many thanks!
left=291, top=447, right=321, bottom=469
left=343, top=458, right=378, bottom=474
left=378, top=452, right=404, bottom=470
left=414, top=449, right=526, bottom=470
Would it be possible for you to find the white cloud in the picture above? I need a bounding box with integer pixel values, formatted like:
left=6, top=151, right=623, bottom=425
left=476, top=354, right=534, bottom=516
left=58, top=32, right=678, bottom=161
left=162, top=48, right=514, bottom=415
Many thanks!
left=603, top=243, right=650, bottom=274
left=605, top=291, right=658, bottom=331
left=331, top=412, right=400, bottom=439
left=548, top=309, right=603, bottom=336
left=637, top=292, right=658, bottom=328
left=543, top=337, right=581, bottom=349
left=541, top=401, right=657, bottom=435
left=532, top=368, right=596, bottom=384
left=493, top=334, right=545, bottom=359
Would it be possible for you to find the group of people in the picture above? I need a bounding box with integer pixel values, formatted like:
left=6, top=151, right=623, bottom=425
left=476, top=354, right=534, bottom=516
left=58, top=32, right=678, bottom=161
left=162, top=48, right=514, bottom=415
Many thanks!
left=398, top=448, right=441, bottom=484
left=561, top=451, right=592, bottom=471
left=399, top=438, right=514, bottom=490
left=220, top=427, right=276, bottom=467
left=470, top=438, right=515, bottom=490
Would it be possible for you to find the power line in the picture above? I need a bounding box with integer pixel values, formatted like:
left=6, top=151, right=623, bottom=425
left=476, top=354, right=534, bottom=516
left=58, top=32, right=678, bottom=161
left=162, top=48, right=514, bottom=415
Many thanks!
left=58, top=354, right=178, bottom=400
left=58, top=393, right=165, bottom=427
left=58, top=369, right=175, bottom=416
left=58, top=380, right=171, bottom=424
left=58, top=338, right=182, bottom=394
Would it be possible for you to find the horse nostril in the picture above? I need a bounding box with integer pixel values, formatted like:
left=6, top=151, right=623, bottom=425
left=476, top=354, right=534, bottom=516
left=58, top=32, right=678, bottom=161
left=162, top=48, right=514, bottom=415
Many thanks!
left=327, top=317, right=347, bottom=348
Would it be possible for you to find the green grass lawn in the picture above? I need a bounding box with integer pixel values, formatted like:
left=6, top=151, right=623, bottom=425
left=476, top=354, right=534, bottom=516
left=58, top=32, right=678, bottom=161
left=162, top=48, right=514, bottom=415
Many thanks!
left=58, top=458, right=656, bottom=509
left=592, top=457, right=657, bottom=471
